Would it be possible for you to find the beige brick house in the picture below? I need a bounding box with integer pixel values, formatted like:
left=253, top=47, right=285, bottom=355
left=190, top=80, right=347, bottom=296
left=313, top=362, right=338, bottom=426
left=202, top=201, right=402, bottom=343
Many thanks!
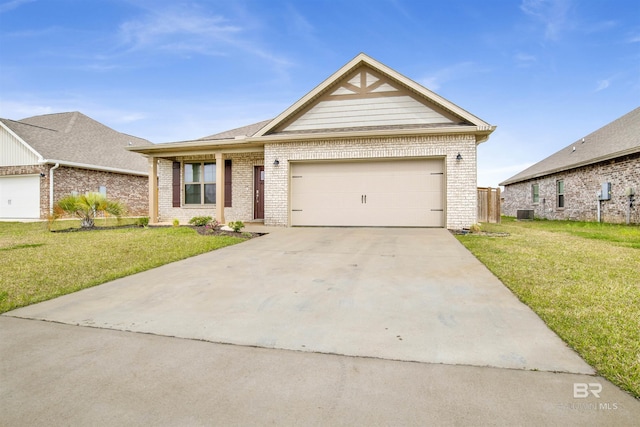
left=0, top=112, right=152, bottom=219
left=130, top=54, right=495, bottom=229
left=501, top=107, right=640, bottom=224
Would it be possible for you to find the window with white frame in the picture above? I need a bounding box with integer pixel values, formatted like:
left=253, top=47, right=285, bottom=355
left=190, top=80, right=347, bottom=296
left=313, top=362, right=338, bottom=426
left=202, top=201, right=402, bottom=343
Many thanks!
left=556, top=180, right=565, bottom=209
left=531, top=183, right=539, bottom=203
left=184, top=162, right=216, bottom=205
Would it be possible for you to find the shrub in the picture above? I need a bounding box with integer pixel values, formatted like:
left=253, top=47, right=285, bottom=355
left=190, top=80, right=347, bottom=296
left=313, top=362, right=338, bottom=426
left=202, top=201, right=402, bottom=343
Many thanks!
left=469, top=223, right=482, bottom=233
left=172, top=218, right=180, bottom=227
left=137, top=217, right=150, bottom=227
left=56, top=192, right=126, bottom=228
left=228, top=220, right=245, bottom=232
left=188, top=216, right=213, bottom=227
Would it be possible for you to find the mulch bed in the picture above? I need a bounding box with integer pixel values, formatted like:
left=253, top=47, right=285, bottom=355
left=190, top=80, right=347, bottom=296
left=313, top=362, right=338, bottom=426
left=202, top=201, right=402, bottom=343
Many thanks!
left=51, top=224, right=265, bottom=239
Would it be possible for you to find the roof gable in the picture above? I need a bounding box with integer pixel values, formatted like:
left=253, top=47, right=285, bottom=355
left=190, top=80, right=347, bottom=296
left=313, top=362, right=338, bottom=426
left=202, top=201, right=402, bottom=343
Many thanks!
left=501, top=107, right=640, bottom=186
left=0, top=120, right=44, bottom=166
left=255, top=53, right=492, bottom=138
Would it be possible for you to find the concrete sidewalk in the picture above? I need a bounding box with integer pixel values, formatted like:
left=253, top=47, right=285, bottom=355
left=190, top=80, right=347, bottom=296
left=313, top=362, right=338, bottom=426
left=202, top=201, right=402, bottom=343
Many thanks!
left=1, top=316, right=638, bottom=426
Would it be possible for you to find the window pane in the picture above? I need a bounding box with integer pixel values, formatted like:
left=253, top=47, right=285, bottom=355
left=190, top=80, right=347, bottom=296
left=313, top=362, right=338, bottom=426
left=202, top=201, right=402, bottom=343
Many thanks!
left=557, top=180, right=564, bottom=194
left=204, top=184, right=216, bottom=204
left=185, top=184, right=201, bottom=204
left=204, top=163, right=216, bottom=182
left=558, top=194, right=565, bottom=208
left=185, top=163, right=201, bottom=183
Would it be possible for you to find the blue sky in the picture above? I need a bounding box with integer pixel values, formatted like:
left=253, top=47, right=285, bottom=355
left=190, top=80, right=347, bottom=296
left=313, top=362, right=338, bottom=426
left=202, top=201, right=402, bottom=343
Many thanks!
left=1, top=0, right=638, bottom=186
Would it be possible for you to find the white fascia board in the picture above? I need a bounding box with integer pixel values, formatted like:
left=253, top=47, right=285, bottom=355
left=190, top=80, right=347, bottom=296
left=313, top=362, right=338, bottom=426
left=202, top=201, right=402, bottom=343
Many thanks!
left=0, top=121, right=45, bottom=162
left=40, top=159, right=148, bottom=176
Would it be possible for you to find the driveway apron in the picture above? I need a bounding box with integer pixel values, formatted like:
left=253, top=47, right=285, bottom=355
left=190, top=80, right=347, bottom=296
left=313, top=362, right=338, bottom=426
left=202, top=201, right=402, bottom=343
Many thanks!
left=7, top=227, right=593, bottom=374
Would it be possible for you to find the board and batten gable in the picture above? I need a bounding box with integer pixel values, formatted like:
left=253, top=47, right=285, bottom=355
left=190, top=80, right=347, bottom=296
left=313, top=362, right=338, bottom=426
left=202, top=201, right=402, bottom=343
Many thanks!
left=0, top=122, right=42, bottom=166
left=275, top=66, right=463, bottom=133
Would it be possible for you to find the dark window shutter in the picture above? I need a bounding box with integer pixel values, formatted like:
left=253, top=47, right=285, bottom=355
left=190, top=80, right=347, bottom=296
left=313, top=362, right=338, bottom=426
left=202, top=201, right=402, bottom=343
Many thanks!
left=172, top=162, right=181, bottom=207
left=224, top=160, right=232, bottom=207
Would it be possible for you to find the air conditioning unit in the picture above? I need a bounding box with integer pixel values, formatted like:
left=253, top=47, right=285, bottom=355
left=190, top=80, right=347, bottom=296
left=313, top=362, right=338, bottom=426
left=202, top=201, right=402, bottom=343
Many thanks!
left=516, top=209, right=534, bottom=220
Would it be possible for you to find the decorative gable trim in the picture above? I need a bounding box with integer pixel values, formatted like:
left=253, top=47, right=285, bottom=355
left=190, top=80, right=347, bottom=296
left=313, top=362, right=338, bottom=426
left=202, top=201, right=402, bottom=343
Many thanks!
left=254, top=53, right=493, bottom=138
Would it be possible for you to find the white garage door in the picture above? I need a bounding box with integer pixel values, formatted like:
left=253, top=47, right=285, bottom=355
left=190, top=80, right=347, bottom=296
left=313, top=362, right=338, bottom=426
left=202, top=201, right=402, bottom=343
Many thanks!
left=0, top=175, right=41, bottom=219
left=291, top=159, right=444, bottom=227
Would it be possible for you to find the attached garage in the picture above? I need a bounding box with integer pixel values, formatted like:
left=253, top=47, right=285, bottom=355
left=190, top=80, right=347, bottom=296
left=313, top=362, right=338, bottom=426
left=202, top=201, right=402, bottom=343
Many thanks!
left=0, top=175, right=41, bottom=219
left=290, top=158, right=444, bottom=227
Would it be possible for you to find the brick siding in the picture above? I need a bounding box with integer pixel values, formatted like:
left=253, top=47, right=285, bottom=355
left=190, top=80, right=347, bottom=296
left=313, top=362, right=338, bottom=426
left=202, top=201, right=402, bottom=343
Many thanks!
left=502, top=152, right=640, bottom=224
left=157, top=153, right=264, bottom=224
left=0, top=165, right=148, bottom=218
left=264, top=134, right=478, bottom=229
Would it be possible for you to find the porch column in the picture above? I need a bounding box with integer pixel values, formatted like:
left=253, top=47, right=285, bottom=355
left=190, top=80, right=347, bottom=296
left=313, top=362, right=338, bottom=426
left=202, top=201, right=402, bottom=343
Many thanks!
left=215, top=151, right=225, bottom=223
left=148, top=156, right=158, bottom=223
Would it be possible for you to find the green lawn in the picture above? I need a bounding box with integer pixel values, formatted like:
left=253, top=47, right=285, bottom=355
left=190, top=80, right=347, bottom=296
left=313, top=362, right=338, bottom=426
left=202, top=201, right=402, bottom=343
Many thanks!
left=457, top=218, right=640, bottom=398
left=0, top=220, right=246, bottom=314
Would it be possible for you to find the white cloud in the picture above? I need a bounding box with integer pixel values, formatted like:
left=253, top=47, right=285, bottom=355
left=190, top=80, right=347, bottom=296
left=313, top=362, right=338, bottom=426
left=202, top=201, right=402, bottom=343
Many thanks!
left=595, top=79, right=610, bottom=92
left=514, top=52, right=537, bottom=67
left=418, top=62, right=478, bottom=91
left=520, top=0, right=572, bottom=41
left=118, top=7, right=242, bottom=53
left=0, top=0, right=34, bottom=14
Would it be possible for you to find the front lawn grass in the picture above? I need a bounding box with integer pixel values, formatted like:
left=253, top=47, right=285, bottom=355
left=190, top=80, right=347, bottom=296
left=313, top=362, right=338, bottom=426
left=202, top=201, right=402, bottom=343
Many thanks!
left=0, top=220, right=245, bottom=313
left=456, top=218, right=640, bottom=398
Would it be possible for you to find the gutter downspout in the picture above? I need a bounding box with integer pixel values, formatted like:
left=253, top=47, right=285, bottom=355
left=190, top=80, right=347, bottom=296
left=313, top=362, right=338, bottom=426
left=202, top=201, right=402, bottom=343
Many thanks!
left=49, top=163, right=60, bottom=214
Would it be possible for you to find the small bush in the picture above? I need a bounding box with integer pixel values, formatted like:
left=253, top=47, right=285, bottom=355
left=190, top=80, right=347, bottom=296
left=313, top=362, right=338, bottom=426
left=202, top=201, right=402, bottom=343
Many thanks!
left=137, top=217, right=150, bottom=227
left=172, top=219, right=180, bottom=227
left=189, top=216, right=213, bottom=227
left=469, top=223, right=482, bottom=233
left=228, top=220, right=245, bottom=232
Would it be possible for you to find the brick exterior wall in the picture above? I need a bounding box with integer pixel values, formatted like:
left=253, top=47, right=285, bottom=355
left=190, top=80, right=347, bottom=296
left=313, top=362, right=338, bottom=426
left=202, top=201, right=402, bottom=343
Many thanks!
left=0, top=164, right=148, bottom=218
left=502, top=152, right=640, bottom=224
left=156, top=153, right=264, bottom=224
left=264, top=134, right=478, bottom=229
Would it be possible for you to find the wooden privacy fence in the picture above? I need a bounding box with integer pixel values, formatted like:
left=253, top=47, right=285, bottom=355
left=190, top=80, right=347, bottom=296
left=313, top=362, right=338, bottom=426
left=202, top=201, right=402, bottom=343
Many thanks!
left=477, top=187, right=501, bottom=223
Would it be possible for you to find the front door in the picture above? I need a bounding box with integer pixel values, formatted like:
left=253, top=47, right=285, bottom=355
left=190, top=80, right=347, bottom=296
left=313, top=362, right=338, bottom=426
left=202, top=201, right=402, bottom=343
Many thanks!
left=254, top=166, right=265, bottom=219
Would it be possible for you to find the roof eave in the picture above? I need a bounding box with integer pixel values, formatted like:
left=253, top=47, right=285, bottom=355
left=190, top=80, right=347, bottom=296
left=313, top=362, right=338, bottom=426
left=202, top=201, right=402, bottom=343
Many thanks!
left=41, top=159, right=148, bottom=176
left=500, top=146, right=640, bottom=186
left=129, top=125, right=495, bottom=156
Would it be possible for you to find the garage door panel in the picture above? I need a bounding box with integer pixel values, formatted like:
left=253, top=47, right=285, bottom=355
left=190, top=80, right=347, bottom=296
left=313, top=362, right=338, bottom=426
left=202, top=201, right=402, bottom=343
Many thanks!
left=291, top=159, right=444, bottom=227
left=0, top=175, right=41, bottom=219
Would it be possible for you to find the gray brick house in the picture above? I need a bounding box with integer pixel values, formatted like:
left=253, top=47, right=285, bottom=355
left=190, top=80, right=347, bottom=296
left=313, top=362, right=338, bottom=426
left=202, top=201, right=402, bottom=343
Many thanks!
left=130, top=53, right=496, bottom=229
left=0, top=112, right=152, bottom=219
left=501, top=107, right=640, bottom=224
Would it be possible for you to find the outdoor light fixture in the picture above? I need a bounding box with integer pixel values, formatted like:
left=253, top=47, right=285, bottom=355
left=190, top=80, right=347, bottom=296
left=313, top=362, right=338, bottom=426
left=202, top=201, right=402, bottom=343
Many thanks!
left=273, top=159, right=280, bottom=166
left=40, top=173, right=46, bottom=177
left=456, top=153, right=463, bottom=161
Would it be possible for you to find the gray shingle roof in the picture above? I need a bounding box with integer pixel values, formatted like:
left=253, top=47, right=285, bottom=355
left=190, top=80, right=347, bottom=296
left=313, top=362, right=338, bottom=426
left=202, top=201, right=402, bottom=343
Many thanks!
left=199, top=119, right=272, bottom=140
left=500, top=107, right=640, bottom=186
left=1, top=112, right=152, bottom=173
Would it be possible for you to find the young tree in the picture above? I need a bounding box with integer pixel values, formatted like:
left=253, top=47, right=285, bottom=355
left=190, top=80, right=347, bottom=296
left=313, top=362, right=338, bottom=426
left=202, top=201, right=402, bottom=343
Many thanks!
left=56, top=192, right=126, bottom=228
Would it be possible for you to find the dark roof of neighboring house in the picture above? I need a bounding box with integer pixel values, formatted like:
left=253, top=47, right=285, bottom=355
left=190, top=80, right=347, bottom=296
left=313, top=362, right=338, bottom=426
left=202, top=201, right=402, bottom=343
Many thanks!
left=500, top=107, right=640, bottom=186
left=1, top=111, right=152, bottom=173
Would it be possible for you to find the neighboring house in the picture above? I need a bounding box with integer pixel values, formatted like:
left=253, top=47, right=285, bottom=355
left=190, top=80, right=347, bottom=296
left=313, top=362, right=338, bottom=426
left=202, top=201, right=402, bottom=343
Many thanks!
left=501, top=107, right=640, bottom=224
left=130, top=53, right=496, bottom=229
left=0, top=112, right=152, bottom=219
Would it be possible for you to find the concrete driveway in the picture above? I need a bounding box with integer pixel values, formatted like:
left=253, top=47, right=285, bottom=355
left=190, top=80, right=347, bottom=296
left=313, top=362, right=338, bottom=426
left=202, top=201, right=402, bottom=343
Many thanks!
left=4, top=227, right=640, bottom=425
left=7, top=227, right=591, bottom=373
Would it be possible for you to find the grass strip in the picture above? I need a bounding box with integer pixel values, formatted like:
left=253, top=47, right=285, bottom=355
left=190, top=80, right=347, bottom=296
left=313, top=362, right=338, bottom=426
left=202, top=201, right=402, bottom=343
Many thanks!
left=457, top=218, right=639, bottom=398
left=0, top=221, right=245, bottom=313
